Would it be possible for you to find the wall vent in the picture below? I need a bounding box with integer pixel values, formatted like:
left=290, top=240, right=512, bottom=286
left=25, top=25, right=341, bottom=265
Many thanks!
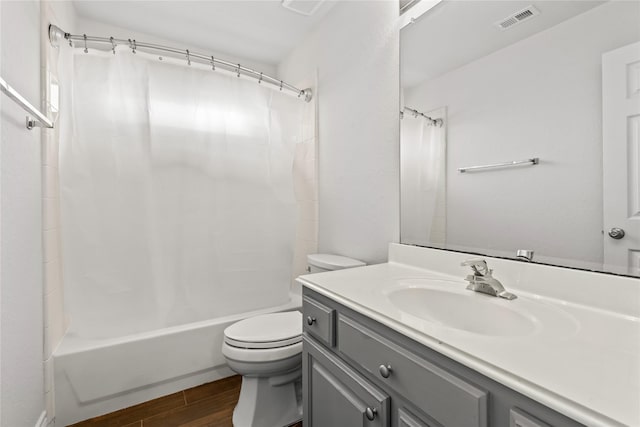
left=495, top=5, right=540, bottom=30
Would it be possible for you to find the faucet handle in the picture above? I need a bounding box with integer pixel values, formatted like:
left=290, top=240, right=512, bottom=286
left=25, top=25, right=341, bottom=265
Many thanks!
left=461, top=258, right=489, bottom=276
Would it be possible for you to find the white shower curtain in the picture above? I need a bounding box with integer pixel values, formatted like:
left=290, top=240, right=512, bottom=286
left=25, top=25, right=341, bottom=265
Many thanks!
left=60, top=48, right=304, bottom=338
left=400, top=107, right=447, bottom=246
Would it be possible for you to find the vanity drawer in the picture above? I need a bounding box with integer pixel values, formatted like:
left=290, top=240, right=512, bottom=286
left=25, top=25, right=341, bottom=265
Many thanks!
left=337, top=315, right=488, bottom=427
left=303, top=296, right=336, bottom=347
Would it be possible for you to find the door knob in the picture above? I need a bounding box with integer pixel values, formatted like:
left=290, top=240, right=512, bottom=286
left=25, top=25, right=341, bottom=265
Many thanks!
left=306, top=316, right=316, bottom=326
left=608, top=227, right=625, bottom=239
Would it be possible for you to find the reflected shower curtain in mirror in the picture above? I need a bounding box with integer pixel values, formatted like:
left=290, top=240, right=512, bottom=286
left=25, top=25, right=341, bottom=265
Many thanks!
left=60, top=49, right=304, bottom=338
left=400, top=107, right=447, bottom=246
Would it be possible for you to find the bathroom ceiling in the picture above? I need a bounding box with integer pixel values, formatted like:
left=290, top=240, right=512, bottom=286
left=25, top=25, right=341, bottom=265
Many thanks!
left=72, top=0, right=336, bottom=66
left=402, top=0, right=607, bottom=88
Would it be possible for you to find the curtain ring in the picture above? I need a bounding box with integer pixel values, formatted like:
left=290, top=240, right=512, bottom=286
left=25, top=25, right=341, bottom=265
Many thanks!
left=83, top=34, right=88, bottom=53
left=211, top=56, right=215, bottom=71
left=186, top=49, right=191, bottom=66
left=236, top=64, right=241, bottom=78
left=258, top=72, right=263, bottom=84
left=110, top=37, right=116, bottom=55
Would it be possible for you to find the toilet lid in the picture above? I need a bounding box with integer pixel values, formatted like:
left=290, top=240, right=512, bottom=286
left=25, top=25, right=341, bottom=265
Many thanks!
left=224, top=311, right=302, bottom=349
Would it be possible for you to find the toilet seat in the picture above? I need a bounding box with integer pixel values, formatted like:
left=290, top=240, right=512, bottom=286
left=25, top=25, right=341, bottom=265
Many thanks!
left=223, top=341, right=302, bottom=363
left=225, top=335, right=301, bottom=349
left=224, top=311, right=302, bottom=350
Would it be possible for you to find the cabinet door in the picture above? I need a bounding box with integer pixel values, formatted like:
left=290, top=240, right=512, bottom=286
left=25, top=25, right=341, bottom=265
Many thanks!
left=398, top=408, right=440, bottom=427
left=304, top=336, right=390, bottom=427
left=510, top=409, right=551, bottom=427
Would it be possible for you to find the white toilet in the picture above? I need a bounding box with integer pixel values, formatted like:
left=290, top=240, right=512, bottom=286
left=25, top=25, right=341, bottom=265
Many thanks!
left=222, top=253, right=366, bottom=427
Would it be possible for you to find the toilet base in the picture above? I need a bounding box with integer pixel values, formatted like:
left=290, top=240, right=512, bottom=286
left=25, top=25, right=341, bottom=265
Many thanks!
left=232, top=374, right=302, bottom=427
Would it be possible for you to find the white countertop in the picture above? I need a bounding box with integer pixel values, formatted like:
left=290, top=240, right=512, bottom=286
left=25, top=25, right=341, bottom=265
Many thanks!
left=298, top=245, right=640, bottom=427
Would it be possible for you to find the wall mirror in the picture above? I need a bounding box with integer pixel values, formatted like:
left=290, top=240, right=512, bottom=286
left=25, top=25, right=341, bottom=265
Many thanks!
left=400, top=0, right=640, bottom=277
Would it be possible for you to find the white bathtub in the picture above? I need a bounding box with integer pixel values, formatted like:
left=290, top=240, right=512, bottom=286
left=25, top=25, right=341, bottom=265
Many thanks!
left=53, top=294, right=302, bottom=426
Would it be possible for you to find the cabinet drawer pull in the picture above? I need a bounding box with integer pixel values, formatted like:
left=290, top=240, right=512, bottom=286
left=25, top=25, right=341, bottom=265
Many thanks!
left=365, top=407, right=377, bottom=421
left=378, top=364, right=392, bottom=378
left=306, top=316, right=316, bottom=326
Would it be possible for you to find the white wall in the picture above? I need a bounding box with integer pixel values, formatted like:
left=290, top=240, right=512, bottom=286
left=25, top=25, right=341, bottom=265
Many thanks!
left=278, top=1, right=400, bottom=264
left=405, top=1, right=640, bottom=265
left=0, top=0, right=46, bottom=425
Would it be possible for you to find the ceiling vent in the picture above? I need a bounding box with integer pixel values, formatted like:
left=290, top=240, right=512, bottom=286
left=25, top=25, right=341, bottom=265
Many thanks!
left=495, top=5, right=540, bottom=30
left=281, top=0, right=326, bottom=16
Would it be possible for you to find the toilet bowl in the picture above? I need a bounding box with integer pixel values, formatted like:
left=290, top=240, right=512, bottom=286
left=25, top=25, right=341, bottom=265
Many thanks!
left=222, top=254, right=365, bottom=427
left=222, top=311, right=303, bottom=427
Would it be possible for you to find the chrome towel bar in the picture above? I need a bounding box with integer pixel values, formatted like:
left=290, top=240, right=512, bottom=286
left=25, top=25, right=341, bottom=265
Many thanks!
left=458, top=157, right=539, bottom=173
left=0, top=76, right=53, bottom=130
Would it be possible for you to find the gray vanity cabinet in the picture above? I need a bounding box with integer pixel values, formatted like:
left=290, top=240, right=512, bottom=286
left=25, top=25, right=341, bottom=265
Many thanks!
left=302, top=288, right=586, bottom=427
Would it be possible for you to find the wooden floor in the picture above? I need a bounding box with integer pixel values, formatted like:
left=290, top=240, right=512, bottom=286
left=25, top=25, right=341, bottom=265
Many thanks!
left=69, top=375, right=303, bottom=427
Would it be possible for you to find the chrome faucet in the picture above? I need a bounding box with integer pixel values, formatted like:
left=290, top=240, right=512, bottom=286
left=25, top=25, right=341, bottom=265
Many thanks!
left=461, top=259, right=517, bottom=300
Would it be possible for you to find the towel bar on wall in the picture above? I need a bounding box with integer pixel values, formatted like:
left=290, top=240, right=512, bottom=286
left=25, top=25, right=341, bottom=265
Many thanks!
left=458, top=157, right=539, bottom=173
left=0, top=76, right=53, bottom=130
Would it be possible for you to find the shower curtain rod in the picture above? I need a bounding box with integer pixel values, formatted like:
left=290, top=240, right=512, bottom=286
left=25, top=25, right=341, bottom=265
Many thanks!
left=402, top=107, right=443, bottom=127
left=48, top=24, right=312, bottom=103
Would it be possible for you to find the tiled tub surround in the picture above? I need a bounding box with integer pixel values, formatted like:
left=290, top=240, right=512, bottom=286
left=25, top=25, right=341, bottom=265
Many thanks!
left=297, top=243, right=640, bottom=427
left=41, top=0, right=77, bottom=421
left=54, top=296, right=301, bottom=426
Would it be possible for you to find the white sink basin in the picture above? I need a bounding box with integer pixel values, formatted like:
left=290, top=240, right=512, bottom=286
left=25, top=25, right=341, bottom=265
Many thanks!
left=385, top=279, right=578, bottom=337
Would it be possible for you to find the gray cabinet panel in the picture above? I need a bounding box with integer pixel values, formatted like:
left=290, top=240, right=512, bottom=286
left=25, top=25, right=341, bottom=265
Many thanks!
left=510, top=408, right=551, bottom=427
left=311, top=362, right=369, bottom=426
left=398, top=408, right=438, bottom=427
left=304, top=335, right=390, bottom=427
left=303, top=296, right=336, bottom=347
left=337, top=315, right=487, bottom=427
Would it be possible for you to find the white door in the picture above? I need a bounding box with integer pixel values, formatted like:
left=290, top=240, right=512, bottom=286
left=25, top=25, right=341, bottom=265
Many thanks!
left=603, top=41, right=640, bottom=275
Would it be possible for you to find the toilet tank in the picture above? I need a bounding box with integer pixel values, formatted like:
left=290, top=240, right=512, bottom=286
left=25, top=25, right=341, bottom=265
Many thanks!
left=307, top=254, right=366, bottom=273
